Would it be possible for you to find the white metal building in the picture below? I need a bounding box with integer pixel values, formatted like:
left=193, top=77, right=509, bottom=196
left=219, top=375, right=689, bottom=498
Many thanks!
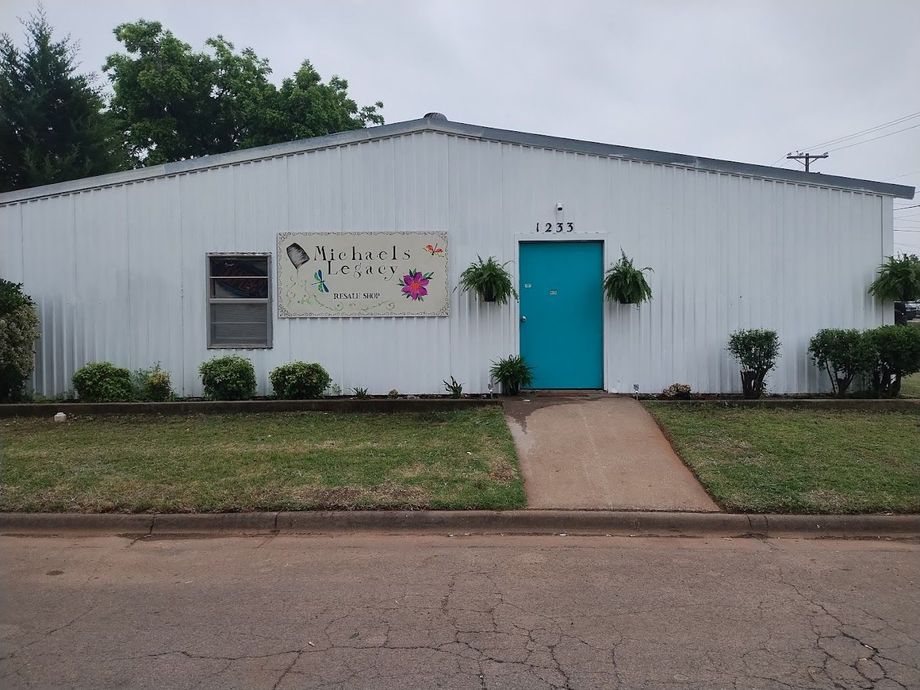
left=0, top=114, right=913, bottom=397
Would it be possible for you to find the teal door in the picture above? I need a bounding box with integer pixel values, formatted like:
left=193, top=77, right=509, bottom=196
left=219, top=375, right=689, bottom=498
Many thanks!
left=519, top=241, right=604, bottom=389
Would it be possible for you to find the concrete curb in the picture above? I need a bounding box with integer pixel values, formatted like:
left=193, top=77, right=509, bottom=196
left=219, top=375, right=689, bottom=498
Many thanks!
left=646, top=399, right=920, bottom=411
left=2, top=511, right=918, bottom=539
left=0, top=398, right=500, bottom=417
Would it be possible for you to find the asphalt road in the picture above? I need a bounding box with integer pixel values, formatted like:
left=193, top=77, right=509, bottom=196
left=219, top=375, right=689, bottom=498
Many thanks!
left=1, top=534, right=918, bottom=689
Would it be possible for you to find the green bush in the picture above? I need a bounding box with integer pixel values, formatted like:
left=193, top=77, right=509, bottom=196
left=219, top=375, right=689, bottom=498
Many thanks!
left=807, top=329, right=871, bottom=397
left=727, top=329, right=780, bottom=399
left=72, top=362, right=134, bottom=402
left=490, top=354, right=534, bottom=396
left=862, top=325, right=920, bottom=398
left=269, top=361, right=331, bottom=399
left=661, top=383, right=692, bottom=399
left=132, top=364, right=173, bottom=401
left=0, top=280, right=40, bottom=402
left=198, top=355, right=256, bottom=400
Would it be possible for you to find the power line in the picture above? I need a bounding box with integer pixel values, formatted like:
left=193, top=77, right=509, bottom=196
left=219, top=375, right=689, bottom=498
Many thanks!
left=769, top=109, right=920, bottom=165
left=824, top=122, right=920, bottom=153
left=800, top=110, right=920, bottom=151
left=895, top=203, right=920, bottom=211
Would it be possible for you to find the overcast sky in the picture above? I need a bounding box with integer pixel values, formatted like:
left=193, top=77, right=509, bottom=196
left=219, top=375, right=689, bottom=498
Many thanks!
left=2, top=0, right=918, bottom=253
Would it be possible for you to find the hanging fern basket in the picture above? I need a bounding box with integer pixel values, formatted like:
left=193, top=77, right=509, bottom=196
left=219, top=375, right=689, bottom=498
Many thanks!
left=458, top=256, right=517, bottom=305
left=604, top=250, right=653, bottom=305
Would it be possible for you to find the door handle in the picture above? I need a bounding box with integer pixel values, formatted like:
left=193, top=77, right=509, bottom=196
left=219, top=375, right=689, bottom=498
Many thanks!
left=520, top=315, right=527, bottom=323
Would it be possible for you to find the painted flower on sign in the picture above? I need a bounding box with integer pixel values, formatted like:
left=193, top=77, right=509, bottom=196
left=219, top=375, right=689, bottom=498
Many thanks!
left=399, top=269, right=433, bottom=300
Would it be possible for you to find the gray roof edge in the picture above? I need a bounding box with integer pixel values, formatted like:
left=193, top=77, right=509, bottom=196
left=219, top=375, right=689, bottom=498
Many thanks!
left=0, top=119, right=432, bottom=206
left=437, top=120, right=915, bottom=199
left=0, top=116, right=914, bottom=205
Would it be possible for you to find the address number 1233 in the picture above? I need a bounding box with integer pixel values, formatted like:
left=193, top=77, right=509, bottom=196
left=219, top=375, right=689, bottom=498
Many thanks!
left=536, top=222, right=575, bottom=233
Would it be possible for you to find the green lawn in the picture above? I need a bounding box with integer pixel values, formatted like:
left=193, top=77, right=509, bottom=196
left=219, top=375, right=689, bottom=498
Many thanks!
left=901, top=322, right=920, bottom=398
left=0, top=409, right=525, bottom=512
left=646, top=404, right=920, bottom=514
left=902, top=373, right=920, bottom=398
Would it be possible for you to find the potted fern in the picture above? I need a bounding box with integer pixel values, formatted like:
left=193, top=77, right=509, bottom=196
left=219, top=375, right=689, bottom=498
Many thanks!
left=459, top=256, right=518, bottom=304
left=604, top=250, right=653, bottom=305
left=489, top=355, right=534, bottom=396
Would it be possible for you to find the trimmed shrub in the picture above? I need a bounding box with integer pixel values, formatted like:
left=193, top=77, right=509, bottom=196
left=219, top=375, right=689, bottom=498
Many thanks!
left=661, top=383, right=692, bottom=400
left=807, top=329, right=872, bottom=397
left=72, top=362, right=134, bottom=402
left=132, top=364, right=173, bottom=401
left=199, top=355, right=256, bottom=400
left=862, top=325, right=920, bottom=398
left=0, top=280, right=40, bottom=402
left=727, top=329, right=780, bottom=399
left=269, top=361, right=331, bottom=399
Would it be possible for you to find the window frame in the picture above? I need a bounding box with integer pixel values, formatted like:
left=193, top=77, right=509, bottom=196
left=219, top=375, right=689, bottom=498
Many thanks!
left=206, top=252, right=273, bottom=349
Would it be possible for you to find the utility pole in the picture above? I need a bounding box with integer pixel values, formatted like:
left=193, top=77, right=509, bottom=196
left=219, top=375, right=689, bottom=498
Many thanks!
left=786, top=151, right=829, bottom=172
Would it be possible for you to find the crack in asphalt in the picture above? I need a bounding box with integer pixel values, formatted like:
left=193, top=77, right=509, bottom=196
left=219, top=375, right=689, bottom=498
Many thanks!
left=2, top=539, right=918, bottom=689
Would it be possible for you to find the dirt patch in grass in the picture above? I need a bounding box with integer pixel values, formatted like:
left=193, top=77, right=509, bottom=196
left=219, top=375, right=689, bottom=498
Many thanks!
left=646, top=404, right=920, bottom=514
left=0, top=409, right=525, bottom=512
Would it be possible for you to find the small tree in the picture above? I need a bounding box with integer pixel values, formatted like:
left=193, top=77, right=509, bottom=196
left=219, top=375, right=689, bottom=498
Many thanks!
left=727, top=329, right=780, bottom=399
left=0, top=280, right=40, bottom=402
left=862, top=325, right=920, bottom=398
left=868, top=254, right=920, bottom=325
left=807, top=329, right=871, bottom=397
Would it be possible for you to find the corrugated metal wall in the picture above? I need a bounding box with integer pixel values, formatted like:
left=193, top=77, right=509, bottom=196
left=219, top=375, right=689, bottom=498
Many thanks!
left=0, top=130, right=892, bottom=396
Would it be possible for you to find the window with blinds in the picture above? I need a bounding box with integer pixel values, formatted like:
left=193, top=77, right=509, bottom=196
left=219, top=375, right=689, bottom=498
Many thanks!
left=207, top=254, right=272, bottom=348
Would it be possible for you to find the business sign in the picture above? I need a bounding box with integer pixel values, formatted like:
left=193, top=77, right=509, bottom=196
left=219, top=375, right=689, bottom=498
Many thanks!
left=277, top=231, right=448, bottom=317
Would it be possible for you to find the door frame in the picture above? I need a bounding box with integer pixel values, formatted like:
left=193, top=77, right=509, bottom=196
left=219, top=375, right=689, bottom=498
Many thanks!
left=515, top=234, right=608, bottom=391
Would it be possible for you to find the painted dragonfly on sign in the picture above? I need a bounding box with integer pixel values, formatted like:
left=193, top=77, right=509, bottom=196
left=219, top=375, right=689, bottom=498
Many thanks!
left=312, top=270, right=330, bottom=293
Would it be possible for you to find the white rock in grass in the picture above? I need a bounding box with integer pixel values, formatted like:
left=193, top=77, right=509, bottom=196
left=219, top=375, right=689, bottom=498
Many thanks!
left=53, top=412, right=67, bottom=423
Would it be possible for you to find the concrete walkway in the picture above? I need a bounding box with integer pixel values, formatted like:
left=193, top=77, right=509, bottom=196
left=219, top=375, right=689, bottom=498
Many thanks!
left=505, top=396, right=720, bottom=511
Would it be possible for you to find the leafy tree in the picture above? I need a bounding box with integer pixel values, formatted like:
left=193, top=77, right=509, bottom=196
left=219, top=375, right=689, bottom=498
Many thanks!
left=104, top=21, right=383, bottom=166
left=868, top=254, right=920, bottom=325
left=271, top=61, right=383, bottom=141
left=0, top=9, right=125, bottom=192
